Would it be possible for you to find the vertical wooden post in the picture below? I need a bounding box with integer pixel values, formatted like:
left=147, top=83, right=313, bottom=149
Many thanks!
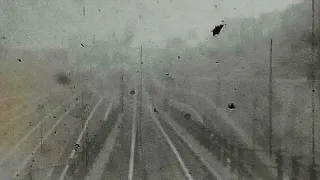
left=237, top=145, right=245, bottom=180
left=230, top=143, right=236, bottom=172
left=121, top=72, right=124, bottom=114
left=275, top=150, right=283, bottom=180
left=269, top=38, right=273, bottom=158
left=311, top=0, right=316, bottom=168
left=291, top=156, right=300, bottom=180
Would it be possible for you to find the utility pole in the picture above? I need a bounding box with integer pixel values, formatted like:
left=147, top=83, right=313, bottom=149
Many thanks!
left=81, top=0, right=85, bottom=109
left=269, top=38, right=273, bottom=159
left=137, top=46, right=145, bottom=178
left=121, top=72, right=124, bottom=114
left=140, top=46, right=143, bottom=116
left=164, top=70, right=168, bottom=111
left=216, top=62, right=221, bottom=106
left=91, top=34, right=95, bottom=77
left=252, top=100, right=257, bottom=172
left=308, top=1, right=318, bottom=179
left=311, top=0, right=316, bottom=168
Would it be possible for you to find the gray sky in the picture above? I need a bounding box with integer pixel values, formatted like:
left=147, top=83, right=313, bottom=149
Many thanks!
left=0, top=0, right=300, bottom=49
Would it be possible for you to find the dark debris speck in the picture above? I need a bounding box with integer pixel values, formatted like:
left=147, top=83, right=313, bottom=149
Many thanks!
left=55, top=72, right=71, bottom=85
left=184, top=113, right=191, bottom=120
left=74, top=144, right=80, bottom=151
left=228, top=103, right=235, bottom=110
left=211, top=24, right=226, bottom=37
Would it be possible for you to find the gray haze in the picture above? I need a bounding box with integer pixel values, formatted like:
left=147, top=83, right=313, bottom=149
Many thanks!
left=0, top=0, right=298, bottom=49
left=1, top=0, right=320, bottom=179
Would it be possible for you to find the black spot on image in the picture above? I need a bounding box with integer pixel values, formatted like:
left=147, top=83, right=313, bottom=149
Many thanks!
left=178, top=56, right=181, bottom=59
left=55, top=72, right=71, bottom=85
left=130, top=90, right=135, bottom=95
left=211, top=24, right=225, bottom=37
left=184, top=113, right=191, bottom=120
left=17, top=59, right=22, bottom=63
left=74, top=144, right=80, bottom=151
left=228, top=103, right=235, bottom=110
left=80, top=43, right=84, bottom=47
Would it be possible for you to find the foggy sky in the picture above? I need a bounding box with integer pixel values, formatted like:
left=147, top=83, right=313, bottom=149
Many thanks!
left=0, top=0, right=299, bottom=49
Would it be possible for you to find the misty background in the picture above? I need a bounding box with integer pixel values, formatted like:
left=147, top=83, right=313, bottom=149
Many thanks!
left=1, top=0, right=320, bottom=170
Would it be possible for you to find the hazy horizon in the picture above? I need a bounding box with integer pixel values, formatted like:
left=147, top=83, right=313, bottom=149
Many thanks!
left=0, top=0, right=300, bottom=49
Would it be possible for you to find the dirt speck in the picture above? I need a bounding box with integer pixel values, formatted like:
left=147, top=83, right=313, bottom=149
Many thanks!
left=74, top=144, right=80, bottom=151
left=184, top=113, right=191, bottom=120
left=228, top=103, right=235, bottom=110
left=211, top=24, right=225, bottom=37
left=154, top=108, right=159, bottom=113
left=55, top=72, right=71, bottom=85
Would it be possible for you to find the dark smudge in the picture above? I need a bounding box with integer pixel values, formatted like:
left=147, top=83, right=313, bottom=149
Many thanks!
left=211, top=24, right=226, bottom=37
left=228, top=102, right=235, bottom=110
left=55, top=72, right=71, bottom=85
left=184, top=113, right=191, bottom=120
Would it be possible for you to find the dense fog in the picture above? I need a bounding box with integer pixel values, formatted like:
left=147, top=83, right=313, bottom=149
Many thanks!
left=1, top=0, right=320, bottom=179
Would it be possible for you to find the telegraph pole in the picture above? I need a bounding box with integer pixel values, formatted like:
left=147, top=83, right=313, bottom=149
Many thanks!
left=308, top=1, right=317, bottom=179
left=269, top=38, right=273, bottom=158
left=252, top=100, right=257, bottom=172
left=216, top=62, right=221, bottom=106
left=140, top=46, right=143, bottom=116
left=137, top=46, right=145, bottom=178
left=91, top=34, right=94, bottom=77
left=311, top=0, right=316, bottom=168
left=121, top=72, right=124, bottom=114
